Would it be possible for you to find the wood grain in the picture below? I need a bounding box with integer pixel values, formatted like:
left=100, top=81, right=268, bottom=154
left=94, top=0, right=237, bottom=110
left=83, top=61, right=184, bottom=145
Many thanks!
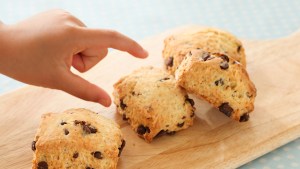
left=0, top=26, right=300, bottom=169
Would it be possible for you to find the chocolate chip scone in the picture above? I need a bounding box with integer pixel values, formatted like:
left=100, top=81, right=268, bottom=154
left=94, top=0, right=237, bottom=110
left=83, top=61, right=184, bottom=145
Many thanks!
left=163, top=27, right=246, bottom=75
left=32, top=108, right=125, bottom=169
left=113, top=66, right=195, bottom=142
left=175, top=49, right=256, bottom=122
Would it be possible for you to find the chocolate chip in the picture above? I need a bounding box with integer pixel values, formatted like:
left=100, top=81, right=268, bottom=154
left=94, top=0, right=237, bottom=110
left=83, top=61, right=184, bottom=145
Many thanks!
left=74, top=120, right=97, bottom=134
left=215, top=78, right=224, bottom=86
left=118, top=140, right=126, bottom=157
left=218, top=103, right=233, bottom=117
left=122, top=114, right=129, bottom=121
left=239, top=113, right=250, bottom=122
left=88, top=126, right=97, bottom=134
left=237, top=45, right=241, bottom=53
left=202, top=52, right=211, bottom=61
left=220, top=61, right=229, bottom=70
left=74, top=120, right=79, bottom=125
left=31, top=141, right=36, bottom=151
left=120, top=99, right=127, bottom=110
left=182, top=116, right=186, bottom=119
left=246, top=92, right=253, bottom=98
left=92, top=151, right=102, bottom=159
left=131, top=92, right=141, bottom=96
left=64, top=129, right=69, bottom=135
left=82, top=125, right=90, bottom=134
left=73, top=152, right=79, bottom=158
left=220, top=54, right=229, bottom=62
left=137, top=125, right=150, bottom=135
left=74, top=120, right=85, bottom=125
left=189, top=51, right=192, bottom=55
left=60, top=121, right=67, bottom=125
left=185, top=95, right=195, bottom=106
left=37, top=161, right=48, bottom=169
left=81, top=125, right=97, bottom=134
left=165, top=56, right=173, bottom=67
left=86, top=167, right=92, bottom=169
left=167, top=131, right=176, bottom=135
left=177, top=122, right=184, bottom=127
left=190, top=111, right=195, bottom=118
left=159, top=77, right=170, bottom=82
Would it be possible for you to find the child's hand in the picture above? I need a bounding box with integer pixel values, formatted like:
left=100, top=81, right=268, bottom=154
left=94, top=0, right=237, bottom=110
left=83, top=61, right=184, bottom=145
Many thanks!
left=0, top=9, right=148, bottom=107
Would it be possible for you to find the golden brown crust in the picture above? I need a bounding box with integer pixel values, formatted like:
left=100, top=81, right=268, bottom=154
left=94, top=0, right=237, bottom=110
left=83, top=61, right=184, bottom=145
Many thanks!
left=176, top=49, right=256, bottom=122
left=32, top=108, right=124, bottom=169
left=163, top=27, right=246, bottom=75
left=113, top=66, right=195, bottom=142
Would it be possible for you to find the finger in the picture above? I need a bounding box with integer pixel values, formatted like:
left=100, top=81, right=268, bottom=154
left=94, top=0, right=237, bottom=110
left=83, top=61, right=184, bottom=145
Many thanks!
left=72, top=54, right=85, bottom=72
left=58, top=72, right=111, bottom=106
left=81, top=48, right=108, bottom=71
left=72, top=48, right=108, bottom=72
left=78, top=28, right=148, bottom=58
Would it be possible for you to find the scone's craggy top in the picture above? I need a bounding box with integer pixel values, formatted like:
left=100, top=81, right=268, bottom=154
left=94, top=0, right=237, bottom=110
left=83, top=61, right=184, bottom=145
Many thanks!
left=163, top=27, right=246, bottom=75
left=113, top=66, right=195, bottom=142
left=176, top=49, right=256, bottom=122
left=32, top=108, right=125, bottom=169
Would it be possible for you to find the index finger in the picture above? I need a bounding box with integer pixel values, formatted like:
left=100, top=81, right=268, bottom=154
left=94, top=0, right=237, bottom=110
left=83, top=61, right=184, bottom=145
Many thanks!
left=78, top=28, right=148, bottom=58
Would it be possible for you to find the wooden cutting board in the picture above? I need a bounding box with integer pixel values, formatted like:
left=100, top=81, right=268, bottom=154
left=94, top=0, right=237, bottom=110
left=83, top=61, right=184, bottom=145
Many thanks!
left=0, top=26, right=300, bottom=169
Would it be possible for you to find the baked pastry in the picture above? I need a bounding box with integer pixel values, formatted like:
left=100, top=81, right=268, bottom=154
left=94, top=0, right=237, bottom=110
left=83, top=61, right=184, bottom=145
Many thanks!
left=32, top=108, right=125, bottom=169
left=175, top=49, right=256, bottom=122
left=163, top=27, right=246, bottom=75
left=113, top=66, right=195, bottom=142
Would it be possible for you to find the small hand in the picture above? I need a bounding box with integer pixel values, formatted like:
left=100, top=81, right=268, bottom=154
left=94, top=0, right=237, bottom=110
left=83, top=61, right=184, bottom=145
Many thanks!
left=0, top=9, right=148, bottom=106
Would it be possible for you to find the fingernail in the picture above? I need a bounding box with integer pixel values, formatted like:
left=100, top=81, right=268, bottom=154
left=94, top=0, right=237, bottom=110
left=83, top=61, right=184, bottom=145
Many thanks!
left=98, top=98, right=111, bottom=107
left=141, top=48, right=148, bottom=58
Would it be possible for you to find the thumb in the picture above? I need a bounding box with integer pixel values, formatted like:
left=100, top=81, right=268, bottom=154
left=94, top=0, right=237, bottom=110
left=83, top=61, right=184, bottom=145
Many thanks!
left=58, top=71, right=111, bottom=107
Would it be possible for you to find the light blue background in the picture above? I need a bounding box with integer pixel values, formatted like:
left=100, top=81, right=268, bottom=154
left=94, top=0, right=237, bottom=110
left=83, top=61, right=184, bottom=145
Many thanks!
left=0, top=1, right=299, bottom=168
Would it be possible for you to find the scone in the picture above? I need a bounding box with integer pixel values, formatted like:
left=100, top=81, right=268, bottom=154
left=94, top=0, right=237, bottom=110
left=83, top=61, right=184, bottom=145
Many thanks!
left=176, top=49, right=256, bottom=122
left=32, top=108, right=125, bottom=169
left=163, top=27, right=246, bottom=75
left=113, top=66, right=195, bottom=142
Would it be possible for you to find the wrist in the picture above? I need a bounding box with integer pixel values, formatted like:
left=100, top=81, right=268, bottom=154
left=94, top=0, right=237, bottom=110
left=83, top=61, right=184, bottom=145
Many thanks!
left=0, top=23, right=8, bottom=56
left=0, top=23, right=7, bottom=48
left=0, top=24, right=14, bottom=74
